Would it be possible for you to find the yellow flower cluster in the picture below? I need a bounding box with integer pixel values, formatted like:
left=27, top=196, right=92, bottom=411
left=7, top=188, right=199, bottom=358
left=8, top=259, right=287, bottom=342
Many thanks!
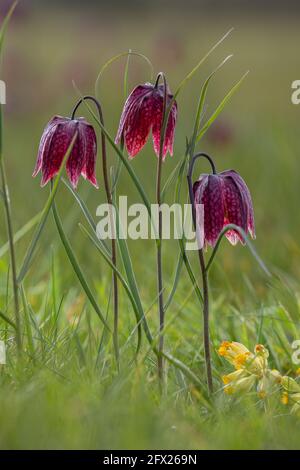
left=280, top=376, right=300, bottom=416
left=218, top=341, right=281, bottom=398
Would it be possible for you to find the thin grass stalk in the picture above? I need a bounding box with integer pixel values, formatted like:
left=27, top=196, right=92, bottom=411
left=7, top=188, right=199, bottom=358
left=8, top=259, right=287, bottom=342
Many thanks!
left=0, top=107, right=21, bottom=353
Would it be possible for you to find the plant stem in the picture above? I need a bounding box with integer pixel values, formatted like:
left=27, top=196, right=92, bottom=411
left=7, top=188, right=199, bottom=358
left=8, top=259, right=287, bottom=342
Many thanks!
left=0, top=158, right=21, bottom=353
left=198, top=250, right=213, bottom=394
left=187, top=152, right=216, bottom=395
left=155, top=73, right=168, bottom=384
left=72, top=96, right=119, bottom=369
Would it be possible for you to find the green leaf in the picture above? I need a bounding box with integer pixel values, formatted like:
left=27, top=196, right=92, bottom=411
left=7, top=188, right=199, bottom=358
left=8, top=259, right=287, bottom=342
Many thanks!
left=51, top=197, right=111, bottom=332
left=205, top=223, right=271, bottom=277
left=0, top=308, right=16, bottom=329
left=196, top=71, right=249, bottom=143
left=0, top=1, right=18, bottom=59
left=189, top=54, right=233, bottom=156
left=17, top=133, right=78, bottom=283
left=173, top=28, right=234, bottom=102
left=79, top=223, right=149, bottom=345
left=62, top=177, right=111, bottom=257
left=0, top=211, right=41, bottom=259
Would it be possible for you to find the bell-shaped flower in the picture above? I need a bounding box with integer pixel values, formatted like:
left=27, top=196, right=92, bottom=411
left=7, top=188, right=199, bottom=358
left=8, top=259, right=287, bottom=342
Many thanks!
left=115, top=82, right=177, bottom=159
left=33, top=116, right=98, bottom=189
left=193, top=170, right=255, bottom=247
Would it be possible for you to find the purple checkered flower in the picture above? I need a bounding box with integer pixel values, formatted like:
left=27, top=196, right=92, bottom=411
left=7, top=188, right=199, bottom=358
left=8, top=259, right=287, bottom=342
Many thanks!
left=33, top=116, right=98, bottom=189
left=193, top=170, right=255, bottom=247
left=115, top=82, right=177, bottom=159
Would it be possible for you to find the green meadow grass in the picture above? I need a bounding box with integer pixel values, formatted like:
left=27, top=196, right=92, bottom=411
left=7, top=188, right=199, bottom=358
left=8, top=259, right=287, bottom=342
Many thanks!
left=0, top=4, right=300, bottom=449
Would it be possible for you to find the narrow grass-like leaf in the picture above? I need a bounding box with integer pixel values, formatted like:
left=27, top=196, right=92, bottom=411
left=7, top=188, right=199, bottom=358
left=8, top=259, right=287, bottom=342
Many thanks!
left=115, top=202, right=144, bottom=350
left=52, top=197, right=111, bottom=332
left=0, top=211, right=41, bottom=258
left=17, top=133, right=77, bottom=283
left=196, top=71, right=249, bottom=143
left=164, top=252, right=184, bottom=312
left=62, top=177, right=111, bottom=257
left=0, top=1, right=18, bottom=59
left=189, top=54, right=233, bottom=156
left=0, top=308, right=16, bottom=329
left=20, top=285, right=35, bottom=357
left=205, top=223, right=271, bottom=277
left=79, top=223, right=148, bottom=347
left=173, top=28, right=233, bottom=102
left=161, top=156, right=184, bottom=202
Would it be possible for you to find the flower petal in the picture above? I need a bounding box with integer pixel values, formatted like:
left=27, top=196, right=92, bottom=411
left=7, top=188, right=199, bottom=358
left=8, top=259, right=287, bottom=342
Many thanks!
left=221, top=170, right=255, bottom=239
left=123, top=92, right=154, bottom=157
left=41, top=119, right=77, bottom=187
left=222, top=174, right=248, bottom=245
left=152, top=92, right=177, bottom=159
left=33, top=116, right=65, bottom=178
left=81, top=123, right=98, bottom=188
left=115, top=84, right=153, bottom=147
left=66, top=122, right=86, bottom=189
left=194, top=174, right=224, bottom=247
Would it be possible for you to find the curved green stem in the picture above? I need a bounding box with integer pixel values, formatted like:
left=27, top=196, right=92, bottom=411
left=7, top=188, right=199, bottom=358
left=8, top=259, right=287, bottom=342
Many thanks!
left=205, top=224, right=271, bottom=276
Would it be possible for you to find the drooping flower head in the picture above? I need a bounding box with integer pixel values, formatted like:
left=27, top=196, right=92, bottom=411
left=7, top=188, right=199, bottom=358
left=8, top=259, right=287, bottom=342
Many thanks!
left=193, top=169, right=255, bottom=247
left=33, top=116, right=98, bottom=189
left=115, top=78, right=177, bottom=159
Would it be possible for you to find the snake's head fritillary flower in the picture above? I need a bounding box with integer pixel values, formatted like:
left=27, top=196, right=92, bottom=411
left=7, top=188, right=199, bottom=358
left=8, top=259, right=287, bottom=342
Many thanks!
left=193, top=170, right=255, bottom=247
left=33, top=116, right=98, bottom=189
left=115, top=81, right=177, bottom=159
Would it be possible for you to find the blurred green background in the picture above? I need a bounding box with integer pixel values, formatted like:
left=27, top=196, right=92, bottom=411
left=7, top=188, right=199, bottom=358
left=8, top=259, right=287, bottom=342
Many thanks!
left=2, top=0, right=300, bottom=287
left=1, top=0, right=300, bottom=449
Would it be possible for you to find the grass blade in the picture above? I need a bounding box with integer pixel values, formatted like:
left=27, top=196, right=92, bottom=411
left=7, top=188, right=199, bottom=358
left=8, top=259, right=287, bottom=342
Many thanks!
left=205, top=223, right=271, bottom=277
left=196, top=71, right=249, bottom=143
left=0, top=308, right=16, bottom=329
left=17, top=133, right=77, bottom=283
left=189, top=54, right=233, bottom=156
left=62, top=177, right=111, bottom=257
left=51, top=196, right=111, bottom=332
left=0, top=211, right=41, bottom=258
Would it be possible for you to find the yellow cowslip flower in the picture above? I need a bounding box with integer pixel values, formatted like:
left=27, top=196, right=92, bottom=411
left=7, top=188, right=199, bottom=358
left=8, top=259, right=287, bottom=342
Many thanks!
left=218, top=341, right=253, bottom=368
left=222, top=368, right=246, bottom=385
left=281, top=392, right=289, bottom=405
left=218, top=341, right=269, bottom=375
left=218, top=340, right=280, bottom=398
left=270, top=369, right=282, bottom=384
left=296, top=368, right=300, bottom=377
left=280, top=376, right=300, bottom=415
left=224, top=375, right=256, bottom=395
